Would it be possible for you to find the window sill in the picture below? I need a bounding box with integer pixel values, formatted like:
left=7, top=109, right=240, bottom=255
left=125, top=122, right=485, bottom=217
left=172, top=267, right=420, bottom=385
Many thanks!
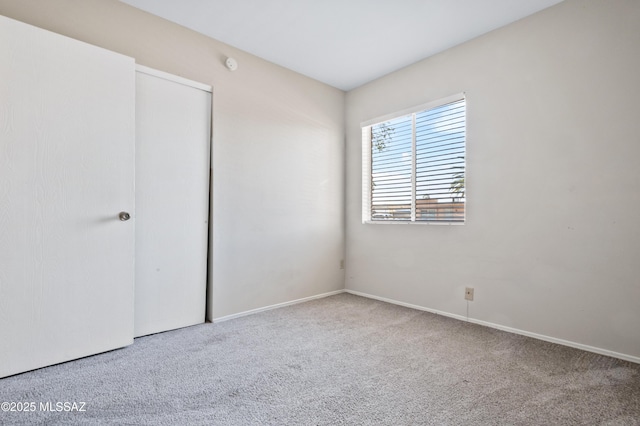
left=363, top=220, right=465, bottom=226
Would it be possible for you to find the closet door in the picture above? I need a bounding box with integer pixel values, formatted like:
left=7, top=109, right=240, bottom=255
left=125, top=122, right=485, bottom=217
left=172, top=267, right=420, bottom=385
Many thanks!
left=134, top=66, right=211, bottom=337
left=0, top=16, right=136, bottom=378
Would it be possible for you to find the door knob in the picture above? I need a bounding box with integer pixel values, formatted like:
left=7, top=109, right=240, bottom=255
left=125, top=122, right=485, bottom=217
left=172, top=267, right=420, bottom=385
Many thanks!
left=118, top=212, right=131, bottom=221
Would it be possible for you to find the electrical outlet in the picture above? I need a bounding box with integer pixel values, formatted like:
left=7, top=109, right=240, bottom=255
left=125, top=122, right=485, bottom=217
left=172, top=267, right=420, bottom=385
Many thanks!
left=465, top=287, right=474, bottom=301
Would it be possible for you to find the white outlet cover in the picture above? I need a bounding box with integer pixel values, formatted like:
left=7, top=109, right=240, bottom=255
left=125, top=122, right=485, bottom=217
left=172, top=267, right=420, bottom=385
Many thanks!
left=465, top=287, right=474, bottom=301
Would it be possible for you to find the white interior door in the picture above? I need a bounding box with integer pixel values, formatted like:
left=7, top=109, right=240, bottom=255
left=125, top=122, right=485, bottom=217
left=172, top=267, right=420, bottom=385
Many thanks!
left=0, top=16, right=136, bottom=378
left=134, top=66, right=211, bottom=337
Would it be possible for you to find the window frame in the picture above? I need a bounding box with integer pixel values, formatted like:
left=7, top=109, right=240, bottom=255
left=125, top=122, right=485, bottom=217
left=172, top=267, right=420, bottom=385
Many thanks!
left=361, top=93, right=466, bottom=225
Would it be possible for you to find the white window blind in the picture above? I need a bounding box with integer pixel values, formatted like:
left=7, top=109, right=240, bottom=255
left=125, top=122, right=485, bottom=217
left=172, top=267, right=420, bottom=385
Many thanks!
left=363, top=95, right=466, bottom=224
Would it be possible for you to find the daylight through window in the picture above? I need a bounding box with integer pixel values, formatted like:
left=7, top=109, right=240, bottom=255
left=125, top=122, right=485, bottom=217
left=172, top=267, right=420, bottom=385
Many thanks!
left=362, top=95, right=466, bottom=223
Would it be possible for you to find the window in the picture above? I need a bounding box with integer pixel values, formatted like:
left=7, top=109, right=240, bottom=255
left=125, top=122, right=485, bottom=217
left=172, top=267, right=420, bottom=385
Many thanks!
left=362, top=94, right=466, bottom=224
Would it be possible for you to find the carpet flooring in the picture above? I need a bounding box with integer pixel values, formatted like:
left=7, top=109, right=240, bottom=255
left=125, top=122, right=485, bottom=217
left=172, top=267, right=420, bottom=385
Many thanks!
left=1, top=293, right=638, bottom=425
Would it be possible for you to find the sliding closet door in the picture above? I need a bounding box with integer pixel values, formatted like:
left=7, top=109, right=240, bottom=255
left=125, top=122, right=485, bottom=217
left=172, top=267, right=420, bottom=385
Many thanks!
left=0, top=16, right=136, bottom=378
left=134, top=66, right=211, bottom=337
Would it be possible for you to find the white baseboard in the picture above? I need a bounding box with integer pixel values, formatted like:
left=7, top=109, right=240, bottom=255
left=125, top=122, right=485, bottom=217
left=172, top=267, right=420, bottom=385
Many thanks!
left=345, top=289, right=640, bottom=365
left=212, top=290, right=346, bottom=323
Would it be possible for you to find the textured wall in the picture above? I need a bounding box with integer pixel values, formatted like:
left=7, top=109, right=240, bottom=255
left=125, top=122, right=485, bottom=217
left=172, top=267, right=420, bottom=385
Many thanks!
left=345, top=0, right=640, bottom=360
left=0, top=0, right=346, bottom=320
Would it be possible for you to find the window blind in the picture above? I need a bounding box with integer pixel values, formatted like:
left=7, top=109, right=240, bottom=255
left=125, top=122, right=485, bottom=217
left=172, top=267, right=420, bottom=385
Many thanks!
left=368, top=96, right=466, bottom=223
left=371, top=115, right=413, bottom=220
left=415, top=99, right=465, bottom=222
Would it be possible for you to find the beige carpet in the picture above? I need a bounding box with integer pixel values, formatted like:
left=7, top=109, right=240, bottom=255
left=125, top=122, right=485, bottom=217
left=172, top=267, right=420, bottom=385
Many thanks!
left=1, top=293, right=638, bottom=425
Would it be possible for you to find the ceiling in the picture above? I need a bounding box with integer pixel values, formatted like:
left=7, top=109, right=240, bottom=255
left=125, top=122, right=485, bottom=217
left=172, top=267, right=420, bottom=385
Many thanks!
left=121, top=0, right=564, bottom=91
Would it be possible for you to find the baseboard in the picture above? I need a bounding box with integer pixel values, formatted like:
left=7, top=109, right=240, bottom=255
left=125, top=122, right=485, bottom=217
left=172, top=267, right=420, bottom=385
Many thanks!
left=345, top=289, right=640, bottom=364
left=212, top=290, right=346, bottom=323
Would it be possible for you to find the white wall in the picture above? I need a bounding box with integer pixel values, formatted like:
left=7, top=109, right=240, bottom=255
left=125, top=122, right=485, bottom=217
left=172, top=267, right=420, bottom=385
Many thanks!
left=0, top=0, right=345, bottom=320
left=345, top=0, right=640, bottom=360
